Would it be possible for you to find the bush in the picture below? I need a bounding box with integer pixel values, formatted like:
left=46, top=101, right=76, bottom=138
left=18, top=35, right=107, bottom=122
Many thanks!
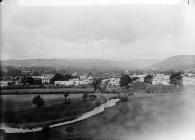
left=89, top=94, right=97, bottom=100
left=95, top=101, right=101, bottom=107
left=144, top=74, right=153, bottom=85
left=169, top=72, right=183, bottom=86
left=82, top=93, right=89, bottom=100
left=32, top=95, right=44, bottom=107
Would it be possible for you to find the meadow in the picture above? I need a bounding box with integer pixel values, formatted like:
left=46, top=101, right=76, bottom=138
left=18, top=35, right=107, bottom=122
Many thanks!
left=0, top=93, right=117, bottom=129
left=0, top=88, right=93, bottom=95
left=3, top=87, right=195, bottom=140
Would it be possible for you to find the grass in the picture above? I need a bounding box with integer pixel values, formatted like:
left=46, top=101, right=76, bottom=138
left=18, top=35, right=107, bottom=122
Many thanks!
left=1, top=99, right=99, bottom=129
left=4, top=87, right=195, bottom=140
left=0, top=88, right=94, bottom=95
left=0, top=94, right=83, bottom=112
left=0, top=93, right=116, bottom=129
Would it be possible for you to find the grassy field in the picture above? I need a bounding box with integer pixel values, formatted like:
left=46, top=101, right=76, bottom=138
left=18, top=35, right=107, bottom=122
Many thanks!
left=0, top=93, right=117, bottom=112
left=0, top=88, right=94, bottom=95
left=4, top=87, right=195, bottom=140
left=0, top=94, right=83, bottom=112
left=0, top=93, right=117, bottom=128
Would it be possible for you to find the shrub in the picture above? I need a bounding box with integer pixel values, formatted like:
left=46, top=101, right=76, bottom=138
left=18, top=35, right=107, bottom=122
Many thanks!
left=95, top=101, right=101, bottom=107
left=89, top=94, right=97, bottom=100
left=64, top=92, right=69, bottom=104
left=144, top=74, right=153, bottom=85
left=169, top=72, right=183, bottom=87
left=32, top=95, right=44, bottom=107
left=82, top=93, right=89, bottom=100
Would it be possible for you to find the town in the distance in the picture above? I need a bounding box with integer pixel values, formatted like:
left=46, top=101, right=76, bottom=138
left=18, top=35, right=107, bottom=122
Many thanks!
left=1, top=55, right=195, bottom=92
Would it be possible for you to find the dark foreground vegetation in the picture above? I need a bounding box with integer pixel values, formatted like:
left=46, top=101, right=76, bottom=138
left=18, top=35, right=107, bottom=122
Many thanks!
left=0, top=98, right=100, bottom=129
left=4, top=86, right=195, bottom=140
left=0, top=88, right=93, bottom=95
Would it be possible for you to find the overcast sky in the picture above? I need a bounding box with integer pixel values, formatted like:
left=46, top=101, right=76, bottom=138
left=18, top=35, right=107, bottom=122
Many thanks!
left=1, top=0, right=195, bottom=60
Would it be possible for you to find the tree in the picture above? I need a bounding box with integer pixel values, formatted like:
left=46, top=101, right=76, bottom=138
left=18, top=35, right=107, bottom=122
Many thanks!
left=144, top=74, right=153, bottom=85
left=64, top=74, right=72, bottom=81
left=32, top=95, right=44, bottom=107
left=64, top=92, right=69, bottom=103
left=21, top=76, right=35, bottom=85
left=33, top=78, right=42, bottom=85
left=169, top=72, right=183, bottom=86
left=82, top=93, right=89, bottom=101
left=120, top=75, right=132, bottom=88
left=95, top=101, right=101, bottom=107
left=51, top=73, right=65, bottom=83
left=89, top=94, right=97, bottom=100
left=92, top=78, right=102, bottom=92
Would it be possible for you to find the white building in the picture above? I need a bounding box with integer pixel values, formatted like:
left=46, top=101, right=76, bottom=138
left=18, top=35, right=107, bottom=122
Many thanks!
left=152, top=74, right=170, bottom=85
left=0, top=81, right=13, bottom=87
left=109, top=78, right=120, bottom=86
left=183, top=76, right=195, bottom=86
left=32, top=74, right=54, bottom=84
left=54, top=77, right=92, bottom=87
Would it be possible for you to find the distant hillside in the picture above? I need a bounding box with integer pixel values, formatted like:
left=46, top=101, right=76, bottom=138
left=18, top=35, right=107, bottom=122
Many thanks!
left=1, top=58, right=160, bottom=71
left=151, top=55, right=195, bottom=72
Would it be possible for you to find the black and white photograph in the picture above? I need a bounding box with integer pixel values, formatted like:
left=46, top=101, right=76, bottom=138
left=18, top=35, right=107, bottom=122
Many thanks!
left=0, top=0, right=195, bottom=140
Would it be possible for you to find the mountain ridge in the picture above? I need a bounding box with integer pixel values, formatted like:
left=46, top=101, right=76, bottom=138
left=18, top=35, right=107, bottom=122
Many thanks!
left=1, top=58, right=160, bottom=71
left=151, top=55, right=195, bottom=72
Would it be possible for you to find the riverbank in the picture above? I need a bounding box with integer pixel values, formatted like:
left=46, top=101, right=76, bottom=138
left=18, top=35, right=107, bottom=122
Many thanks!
left=0, top=98, right=119, bottom=134
left=0, top=88, right=94, bottom=95
left=52, top=87, right=195, bottom=140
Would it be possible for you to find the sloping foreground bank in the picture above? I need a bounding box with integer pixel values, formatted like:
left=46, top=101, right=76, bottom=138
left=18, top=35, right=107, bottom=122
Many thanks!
left=0, top=99, right=120, bottom=134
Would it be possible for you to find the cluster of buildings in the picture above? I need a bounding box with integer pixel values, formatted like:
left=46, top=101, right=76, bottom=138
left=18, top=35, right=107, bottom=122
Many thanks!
left=32, top=74, right=54, bottom=84
left=1, top=70, right=195, bottom=89
left=54, top=75, right=93, bottom=87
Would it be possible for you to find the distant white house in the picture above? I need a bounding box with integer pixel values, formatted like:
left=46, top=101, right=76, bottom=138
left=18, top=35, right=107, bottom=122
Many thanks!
left=109, top=78, right=120, bottom=86
left=54, top=77, right=93, bottom=87
left=152, top=74, right=170, bottom=85
left=183, top=76, right=195, bottom=86
left=0, top=81, right=14, bottom=87
left=101, top=78, right=120, bottom=86
left=72, top=72, right=78, bottom=77
left=32, top=74, right=54, bottom=84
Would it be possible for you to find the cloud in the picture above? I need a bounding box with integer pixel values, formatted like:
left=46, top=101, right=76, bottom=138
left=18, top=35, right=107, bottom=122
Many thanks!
left=1, top=1, right=195, bottom=60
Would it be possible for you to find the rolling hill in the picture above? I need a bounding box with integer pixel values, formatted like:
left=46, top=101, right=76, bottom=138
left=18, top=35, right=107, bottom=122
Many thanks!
left=1, top=58, right=160, bottom=71
left=151, top=55, right=195, bottom=72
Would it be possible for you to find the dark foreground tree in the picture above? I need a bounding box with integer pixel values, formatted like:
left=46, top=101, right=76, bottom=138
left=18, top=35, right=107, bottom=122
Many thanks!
left=144, top=74, right=153, bottom=85
left=32, top=95, right=44, bottom=107
left=169, top=72, right=183, bottom=86
left=64, top=92, right=69, bottom=103
left=82, top=93, right=89, bottom=101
